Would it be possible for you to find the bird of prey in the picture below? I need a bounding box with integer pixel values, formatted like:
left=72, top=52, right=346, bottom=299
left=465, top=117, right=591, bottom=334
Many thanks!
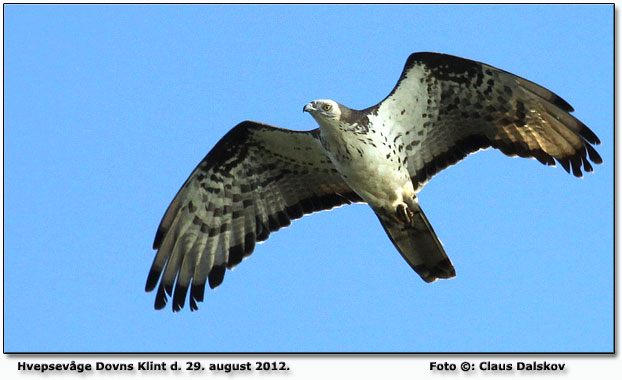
left=146, top=52, right=602, bottom=311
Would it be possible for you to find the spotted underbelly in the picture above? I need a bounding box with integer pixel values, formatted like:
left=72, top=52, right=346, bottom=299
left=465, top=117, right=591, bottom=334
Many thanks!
left=328, top=142, right=412, bottom=209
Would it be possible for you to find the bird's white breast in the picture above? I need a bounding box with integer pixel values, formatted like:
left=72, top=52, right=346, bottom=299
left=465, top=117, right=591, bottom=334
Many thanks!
left=318, top=119, right=414, bottom=210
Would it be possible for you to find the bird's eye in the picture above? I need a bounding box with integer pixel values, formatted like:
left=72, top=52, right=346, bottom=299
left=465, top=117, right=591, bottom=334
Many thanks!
left=322, top=104, right=332, bottom=111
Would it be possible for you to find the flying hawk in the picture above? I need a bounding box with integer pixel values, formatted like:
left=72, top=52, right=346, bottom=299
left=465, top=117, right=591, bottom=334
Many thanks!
left=146, top=52, right=602, bottom=311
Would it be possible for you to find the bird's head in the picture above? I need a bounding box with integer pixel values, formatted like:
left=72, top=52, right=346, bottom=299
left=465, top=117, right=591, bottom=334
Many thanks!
left=303, top=99, right=342, bottom=121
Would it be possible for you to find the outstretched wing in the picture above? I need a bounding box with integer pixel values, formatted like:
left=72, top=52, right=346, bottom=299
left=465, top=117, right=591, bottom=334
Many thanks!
left=147, top=121, right=362, bottom=311
left=371, top=52, right=602, bottom=189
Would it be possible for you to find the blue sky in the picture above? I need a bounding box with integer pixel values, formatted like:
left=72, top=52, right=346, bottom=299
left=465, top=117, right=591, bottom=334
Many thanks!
left=3, top=4, right=613, bottom=353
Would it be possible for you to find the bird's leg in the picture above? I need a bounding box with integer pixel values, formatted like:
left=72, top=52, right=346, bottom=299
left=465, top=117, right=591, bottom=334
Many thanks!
left=395, top=202, right=415, bottom=225
left=389, top=182, right=418, bottom=225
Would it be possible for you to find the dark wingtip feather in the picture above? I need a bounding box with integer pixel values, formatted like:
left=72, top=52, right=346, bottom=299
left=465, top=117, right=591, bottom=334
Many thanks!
left=190, top=298, right=199, bottom=311
left=208, top=265, right=226, bottom=289
left=255, top=216, right=270, bottom=241
left=579, top=146, right=594, bottom=173
left=154, top=285, right=169, bottom=310
left=585, top=143, right=603, bottom=164
left=145, top=269, right=162, bottom=292
left=582, top=158, right=593, bottom=173
left=163, top=282, right=173, bottom=297
left=276, top=211, right=291, bottom=227
left=190, top=283, right=205, bottom=312
left=172, top=282, right=189, bottom=312
left=244, top=232, right=256, bottom=255
left=566, top=154, right=584, bottom=177
left=579, top=125, right=601, bottom=145
left=285, top=204, right=304, bottom=220
left=227, top=244, right=245, bottom=269
left=557, top=157, right=572, bottom=174
left=153, top=229, right=166, bottom=250
left=191, top=283, right=205, bottom=302
left=532, top=149, right=556, bottom=166
left=550, top=95, right=574, bottom=113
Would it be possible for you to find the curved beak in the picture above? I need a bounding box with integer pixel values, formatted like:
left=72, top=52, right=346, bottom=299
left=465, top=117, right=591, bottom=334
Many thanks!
left=303, top=102, right=315, bottom=113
